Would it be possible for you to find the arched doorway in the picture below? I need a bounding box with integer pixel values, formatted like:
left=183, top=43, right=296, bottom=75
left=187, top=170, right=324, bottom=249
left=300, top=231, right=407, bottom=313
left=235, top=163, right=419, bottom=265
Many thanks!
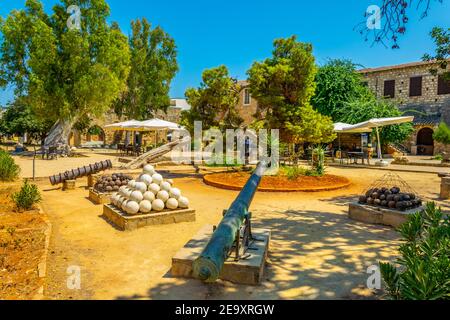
left=416, top=127, right=434, bottom=155
left=86, top=125, right=105, bottom=143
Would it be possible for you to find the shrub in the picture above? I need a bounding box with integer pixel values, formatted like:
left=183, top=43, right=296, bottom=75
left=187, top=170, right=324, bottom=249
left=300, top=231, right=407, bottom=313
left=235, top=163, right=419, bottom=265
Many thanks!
left=0, top=150, right=20, bottom=181
left=433, top=122, right=450, bottom=146
left=12, top=180, right=42, bottom=211
left=312, top=145, right=326, bottom=176
left=379, top=202, right=450, bottom=300
left=281, top=166, right=319, bottom=180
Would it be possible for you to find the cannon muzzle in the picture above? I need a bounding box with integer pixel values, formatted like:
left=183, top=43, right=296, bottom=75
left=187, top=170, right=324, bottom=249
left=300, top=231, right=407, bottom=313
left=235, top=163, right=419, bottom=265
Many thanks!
left=193, top=159, right=270, bottom=282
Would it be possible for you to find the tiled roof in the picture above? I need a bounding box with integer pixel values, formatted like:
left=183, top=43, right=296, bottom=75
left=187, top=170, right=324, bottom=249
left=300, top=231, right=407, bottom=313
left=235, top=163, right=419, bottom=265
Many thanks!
left=357, top=59, right=450, bottom=74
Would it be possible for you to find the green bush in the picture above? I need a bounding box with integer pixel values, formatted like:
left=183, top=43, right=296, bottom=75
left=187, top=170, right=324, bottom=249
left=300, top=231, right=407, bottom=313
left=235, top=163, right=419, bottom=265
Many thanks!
left=12, top=180, right=42, bottom=211
left=0, top=150, right=20, bottom=181
left=433, top=122, right=450, bottom=145
left=281, top=166, right=319, bottom=180
left=380, top=202, right=450, bottom=300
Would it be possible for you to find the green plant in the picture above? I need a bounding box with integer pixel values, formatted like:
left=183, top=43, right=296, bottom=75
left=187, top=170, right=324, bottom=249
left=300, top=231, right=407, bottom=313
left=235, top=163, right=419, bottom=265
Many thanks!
left=379, top=202, right=450, bottom=300
left=433, top=154, right=444, bottom=161
left=433, top=122, right=450, bottom=146
left=12, top=180, right=42, bottom=211
left=281, top=166, right=319, bottom=180
left=312, top=145, right=326, bottom=176
left=0, top=150, right=20, bottom=181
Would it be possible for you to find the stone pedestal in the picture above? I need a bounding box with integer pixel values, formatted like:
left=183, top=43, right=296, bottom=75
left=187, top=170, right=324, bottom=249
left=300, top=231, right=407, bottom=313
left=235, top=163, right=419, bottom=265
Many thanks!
left=349, top=202, right=422, bottom=228
left=63, top=179, right=76, bottom=191
left=87, top=174, right=98, bottom=188
left=171, top=225, right=271, bottom=285
left=102, top=204, right=195, bottom=231
left=440, top=177, right=450, bottom=199
left=89, top=188, right=111, bottom=205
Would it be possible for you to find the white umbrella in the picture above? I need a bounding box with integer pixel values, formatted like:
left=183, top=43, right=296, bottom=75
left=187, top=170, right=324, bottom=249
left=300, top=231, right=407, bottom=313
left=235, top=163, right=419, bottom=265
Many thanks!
left=334, top=122, right=373, bottom=133
left=104, top=119, right=142, bottom=131
left=334, top=116, right=414, bottom=163
left=136, top=118, right=180, bottom=131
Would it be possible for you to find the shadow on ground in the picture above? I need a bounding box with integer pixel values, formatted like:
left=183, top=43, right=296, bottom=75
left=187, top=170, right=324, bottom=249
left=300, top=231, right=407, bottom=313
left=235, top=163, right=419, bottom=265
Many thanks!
left=115, top=207, right=399, bottom=300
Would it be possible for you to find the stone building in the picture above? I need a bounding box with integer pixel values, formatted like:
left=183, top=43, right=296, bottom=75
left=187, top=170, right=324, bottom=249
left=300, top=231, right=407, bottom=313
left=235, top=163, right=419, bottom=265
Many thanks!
left=358, top=60, right=450, bottom=155
left=235, top=81, right=259, bottom=125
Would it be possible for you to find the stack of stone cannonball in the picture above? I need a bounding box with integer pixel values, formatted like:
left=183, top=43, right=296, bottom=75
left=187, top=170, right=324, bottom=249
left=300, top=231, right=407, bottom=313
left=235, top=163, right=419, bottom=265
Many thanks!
left=110, top=164, right=190, bottom=215
left=358, top=186, right=422, bottom=211
left=94, top=173, right=133, bottom=193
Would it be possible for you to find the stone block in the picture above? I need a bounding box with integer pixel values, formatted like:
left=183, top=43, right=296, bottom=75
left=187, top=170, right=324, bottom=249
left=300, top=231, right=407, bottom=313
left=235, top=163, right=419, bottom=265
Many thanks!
left=102, top=204, right=195, bottom=231
left=349, top=202, right=422, bottom=228
left=171, top=225, right=270, bottom=285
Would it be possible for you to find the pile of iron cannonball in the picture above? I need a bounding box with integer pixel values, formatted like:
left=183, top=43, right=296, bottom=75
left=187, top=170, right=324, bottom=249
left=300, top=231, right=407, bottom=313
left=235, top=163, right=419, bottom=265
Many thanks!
left=94, top=173, right=133, bottom=193
left=358, top=187, right=422, bottom=211
left=110, top=164, right=189, bottom=215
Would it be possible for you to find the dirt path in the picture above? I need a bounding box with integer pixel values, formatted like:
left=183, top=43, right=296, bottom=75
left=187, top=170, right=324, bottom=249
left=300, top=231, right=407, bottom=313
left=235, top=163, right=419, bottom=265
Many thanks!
left=39, top=167, right=446, bottom=300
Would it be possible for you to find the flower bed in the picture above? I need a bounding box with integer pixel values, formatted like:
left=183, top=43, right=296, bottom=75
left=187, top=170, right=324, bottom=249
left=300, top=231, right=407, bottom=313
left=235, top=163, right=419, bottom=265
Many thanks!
left=203, top=171, right=351, bottom=192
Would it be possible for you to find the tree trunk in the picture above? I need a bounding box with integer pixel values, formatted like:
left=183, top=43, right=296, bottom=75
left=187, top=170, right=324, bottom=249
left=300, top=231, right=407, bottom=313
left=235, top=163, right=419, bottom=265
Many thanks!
left=43, top=119, right=75, bottom=152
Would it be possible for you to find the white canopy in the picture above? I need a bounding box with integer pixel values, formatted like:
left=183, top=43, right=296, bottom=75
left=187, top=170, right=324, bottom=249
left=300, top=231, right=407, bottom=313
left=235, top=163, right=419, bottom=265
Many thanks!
left=334, top=117, right=414, bottom=133
left=333, top=116, right=414, bottom=162
left=137, top=118, right=180, bottom=131
left=104, top=119, right=142, bottom=131
left=344, top=116, right=414, bottom=131
left=104, top=118, right=180, bottom=132
left=334, top=122, right=372, bottom=133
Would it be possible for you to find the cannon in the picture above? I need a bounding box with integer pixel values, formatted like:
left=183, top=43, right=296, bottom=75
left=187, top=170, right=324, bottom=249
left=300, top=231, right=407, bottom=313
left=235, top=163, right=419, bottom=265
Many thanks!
left=192, top=159, right=269, bottom=282
left=49, top=160, right=113, bottom=185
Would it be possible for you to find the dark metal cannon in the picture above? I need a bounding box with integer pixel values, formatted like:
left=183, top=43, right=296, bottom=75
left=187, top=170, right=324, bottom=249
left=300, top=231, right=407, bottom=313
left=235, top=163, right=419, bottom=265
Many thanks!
left=192, top=159, right=269, bottom=282
left=49, top=160, right=113, bottom=185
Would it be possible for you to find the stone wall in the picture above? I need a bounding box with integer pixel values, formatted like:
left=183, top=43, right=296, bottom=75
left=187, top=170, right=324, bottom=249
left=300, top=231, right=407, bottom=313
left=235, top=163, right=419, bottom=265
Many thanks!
left=359, top=61, right=450, bottom=156
left=359, top=61, right=450, bottom=124
left=235, top=81, right=259, bottom=126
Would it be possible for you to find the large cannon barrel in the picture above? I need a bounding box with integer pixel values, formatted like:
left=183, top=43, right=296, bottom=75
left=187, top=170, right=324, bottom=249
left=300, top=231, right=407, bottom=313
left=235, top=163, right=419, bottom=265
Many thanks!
left=193, top=159, right=269, bottom=282
left=49, top=160, right=112, bottom=185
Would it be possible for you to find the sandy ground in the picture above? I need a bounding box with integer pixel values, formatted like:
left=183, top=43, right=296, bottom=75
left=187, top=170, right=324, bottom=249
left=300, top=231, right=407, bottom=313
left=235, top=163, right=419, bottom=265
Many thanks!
left=35, top=162, right=448, bottom=300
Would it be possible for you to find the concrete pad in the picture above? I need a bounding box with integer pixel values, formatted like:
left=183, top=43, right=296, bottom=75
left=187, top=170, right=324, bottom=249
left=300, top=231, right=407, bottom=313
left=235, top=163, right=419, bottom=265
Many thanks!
left=102, top=204, right=196, bottom=231
left=348, top=202, right=422, bottom=228
left=171, top=225, right=270, bottom=285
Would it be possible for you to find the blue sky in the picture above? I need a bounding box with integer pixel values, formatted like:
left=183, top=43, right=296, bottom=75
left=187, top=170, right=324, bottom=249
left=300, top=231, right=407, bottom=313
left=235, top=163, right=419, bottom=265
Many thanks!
left=0, top=0, right=449, bottom=105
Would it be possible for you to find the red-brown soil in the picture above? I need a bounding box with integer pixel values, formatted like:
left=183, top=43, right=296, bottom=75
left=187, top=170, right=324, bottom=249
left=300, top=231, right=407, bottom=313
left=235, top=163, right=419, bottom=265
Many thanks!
left=0, top=184, right=47, bottom=300
left=203, top=171, right=351, bottom=192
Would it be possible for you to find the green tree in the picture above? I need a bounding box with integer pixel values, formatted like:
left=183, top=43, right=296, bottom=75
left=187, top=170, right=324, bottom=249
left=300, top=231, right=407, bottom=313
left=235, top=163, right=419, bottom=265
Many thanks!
left=0, top=0, right=130, bottom=149
left=285, top=104, right=336, bottom=144
left=312, top=59, right=372, bottom=120
left=433, top=122, right=450, bottom=145
left=247, top=35, right=334, bottom=144
left=336, top=97, right=414, bottom=145
left=423, top=27, right=450, bottom=78
left=181, top=65, right=243, bottom=133
left=0, top=99, right=53, bottom=142
left=114, top=18, right=178, bottom=120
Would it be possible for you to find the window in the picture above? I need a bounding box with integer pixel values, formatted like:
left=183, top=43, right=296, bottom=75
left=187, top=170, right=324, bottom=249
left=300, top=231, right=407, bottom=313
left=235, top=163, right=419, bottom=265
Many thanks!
left=409, top=76, right=422, bottom=97
left=243, top=88, right=251, bottom=105
left=383, top=80, right=395, bottom=98
left=437, top=74, right=450, bottom=95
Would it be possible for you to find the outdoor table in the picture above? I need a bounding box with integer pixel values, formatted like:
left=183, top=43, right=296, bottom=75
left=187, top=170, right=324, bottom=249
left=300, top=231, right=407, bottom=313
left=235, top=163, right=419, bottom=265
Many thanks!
left=347, top=151, right=365, bottom=164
